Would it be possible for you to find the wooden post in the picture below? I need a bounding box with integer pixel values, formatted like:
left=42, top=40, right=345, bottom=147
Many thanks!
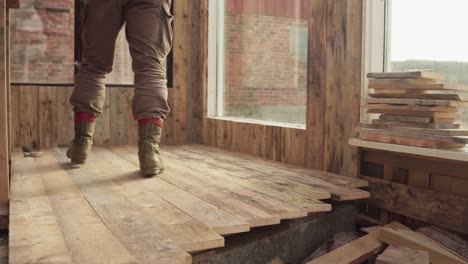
left=0, top=0, right=9, bottom=215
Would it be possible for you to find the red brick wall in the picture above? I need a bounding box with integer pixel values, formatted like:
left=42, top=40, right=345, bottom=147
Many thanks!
left=10, top=0, right=133, bottom=84
left=11, top=0, right=74, bottom=83
left=224, top=12, right=308, bottom=108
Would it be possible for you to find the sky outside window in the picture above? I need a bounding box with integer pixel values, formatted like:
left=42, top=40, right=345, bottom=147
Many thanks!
left=391, top=0, right=468, bottom=62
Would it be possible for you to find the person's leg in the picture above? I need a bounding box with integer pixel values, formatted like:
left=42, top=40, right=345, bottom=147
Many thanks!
left=124, top=0, right=173, bottom=175
left=68, top=0, right=124, bottom=164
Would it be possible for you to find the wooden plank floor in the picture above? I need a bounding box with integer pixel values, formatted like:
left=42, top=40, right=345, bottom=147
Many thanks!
left=9, top=145, right=369, bottom=264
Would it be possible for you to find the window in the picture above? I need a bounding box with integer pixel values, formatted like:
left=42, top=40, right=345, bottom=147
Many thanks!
left=208, top=0, right=309, bottom=126
left=10, top=0, right=74, bottom=83
left=389, top=0, right=468, bottom=85
left=364, top=0, right=468, bottom=124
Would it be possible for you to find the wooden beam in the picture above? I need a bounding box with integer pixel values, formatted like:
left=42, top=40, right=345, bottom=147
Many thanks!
left=0, top=0, right=9, bottom=215
left=362, top=176, right=468, bottom=234
left=172, top=0, right=189, bottom=145
left=305, top=0, right=327, bottom=170
left=372, top=228, right=467, bottom=264
left=376, top=245, right=430, bottom=264
left=306, top=233, right=384, bottom=264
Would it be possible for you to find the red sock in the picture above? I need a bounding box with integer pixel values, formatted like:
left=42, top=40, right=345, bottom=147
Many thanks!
left=138, top=118, right=164, bottom=128
left=74, top=112, right=97, bottom=122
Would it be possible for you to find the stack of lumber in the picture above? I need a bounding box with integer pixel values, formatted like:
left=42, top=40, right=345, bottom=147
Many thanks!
left=306, top=222, right=468, bottom=264
left=358, top=71, right=468, bottom=149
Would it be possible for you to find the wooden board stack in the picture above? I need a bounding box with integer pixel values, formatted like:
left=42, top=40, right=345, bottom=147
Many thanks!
left=358, top=72, right=468, bottom=149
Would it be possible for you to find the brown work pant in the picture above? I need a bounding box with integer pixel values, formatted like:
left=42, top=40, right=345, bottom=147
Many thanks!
left=70, top=0, right=173, bottom=121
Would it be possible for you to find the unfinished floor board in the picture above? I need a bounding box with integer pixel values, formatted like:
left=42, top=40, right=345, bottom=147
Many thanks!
left=95, top=147, right=250, bottom=236
left=112, top=146, right=307, bottom=221
left=110, top=147, right=282, bottom=228
left=9, top=153, right=74, bottom=264
left=172, top=145, right=369, bottom=201
left=10, top=145, right=369, bottom=264
left=178, top=145, right=368, bottom=188
left=55, top=149, right=224, bottom=254
left=161, top=150, right=332, bottom=214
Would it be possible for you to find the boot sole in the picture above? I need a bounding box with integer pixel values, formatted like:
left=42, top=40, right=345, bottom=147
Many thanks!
left=141, top=169, right=163, bottom=177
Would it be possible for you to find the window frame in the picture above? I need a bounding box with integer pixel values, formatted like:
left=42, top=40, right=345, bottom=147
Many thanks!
left=206, top=0, right=308, bottom=127
left=10, top=0, right=173, bottom=88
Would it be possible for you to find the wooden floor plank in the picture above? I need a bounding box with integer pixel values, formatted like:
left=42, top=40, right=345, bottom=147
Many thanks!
left=161, top=149, right=332, bottom=214
left=51, top=150, right=192, bottom=263
left=110, top=147, right=282, bottom=228
left=182, top=145, right=368, bottom=188
left=96, top=147, right=250, bottom=236
left=173, top=145, right=369, bottom=201
left=56, top=148, right=223, bottom=254
left=9, top=152, right=74, bottom=264
left=118, top=147, right=308, bottom=220
left=37, top=152, right=146, bottom=264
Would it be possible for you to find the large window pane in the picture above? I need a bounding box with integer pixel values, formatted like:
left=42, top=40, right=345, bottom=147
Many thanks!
left=390, top=0, right=468, bottom=84
left=11, top=0, right=74, bottom=83
left=390, top=0, right=468, bottom=124
left=221, top=0, right=308, bottom=125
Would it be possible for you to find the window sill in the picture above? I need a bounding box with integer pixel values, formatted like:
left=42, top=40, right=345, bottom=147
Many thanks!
left=205, top=116, right=306, bottom=130
left=349, top=138, right=468, bottom=162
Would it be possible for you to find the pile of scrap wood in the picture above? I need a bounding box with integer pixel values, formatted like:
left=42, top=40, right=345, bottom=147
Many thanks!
left=305, top=222, right=468, bottom=264
left=357, top=71, right=468, bottom=149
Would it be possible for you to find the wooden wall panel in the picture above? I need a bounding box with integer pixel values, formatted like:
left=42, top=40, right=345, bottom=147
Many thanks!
left=305, top=0, right=327, bottom=170
left=19, top=87, right=39, bottom=149
left=109, top=88, right=128, bottom=145
left=56, top=87, right=74, bottom=146
left=202, top=118, right=307, bottom=166
left=0, top=0, right=8, bottom=212
left=10, top=86, right=163, bottom=149
left=38, top=87, right=58, bottom=148
left=361, top=149, right=468, bottom=234
left=94, top=89, right=111, bottom=145
left=322, top=0, right=361, bottom=176
left=172, top=0, right=189, bottom=145
left=201, top=0, right=363, bottom=176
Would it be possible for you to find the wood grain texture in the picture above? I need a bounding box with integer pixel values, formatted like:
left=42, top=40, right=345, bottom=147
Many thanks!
left=372, top=228, right=467, bottom=264
left=172, top=0, right=189, bottom=145
left=38, top=87, right=58, bottom=148
left=359, top=132, right=464, bottom=149
left=94, top=89, right=111, bottom=145
left=362, top=176, right=468, bottom=234
left=0, top=1, right=7, bottom=213
left=56, top=87, right=74, bottom=146
left=307, top=233, right=383, bottom=264
left=18, top=87, right=38, bottom=149
left=366, top=98, right=468, bottom=108
left=305, top=0, right=327, bottom=170
left=367, top=72, right=444, bottom=80
left=12, top=86, right=143, bottom=148
left=357, top=127, right=468, bottom=144
left=110, top=88, right=127, bottom=145
left=322, top=0, right=361, bottom=177
left=376, top=245, right=430, bottom=264
left=369, top=92, right=468, bottom=101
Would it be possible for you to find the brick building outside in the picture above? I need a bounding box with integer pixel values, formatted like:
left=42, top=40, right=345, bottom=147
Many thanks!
left=11, top=0, right=308, bottom=124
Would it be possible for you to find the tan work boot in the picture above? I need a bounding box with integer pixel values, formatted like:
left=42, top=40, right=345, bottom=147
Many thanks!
left=138, top=123, right=164, bottom=176
left=66, top=117, right=95, bottom=165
